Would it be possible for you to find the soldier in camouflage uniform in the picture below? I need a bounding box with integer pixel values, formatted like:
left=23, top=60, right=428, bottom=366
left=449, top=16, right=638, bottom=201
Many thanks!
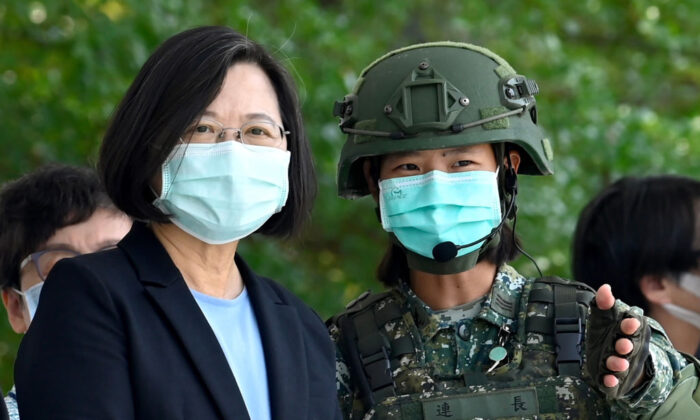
left=327, top=42, right=700, bottom=419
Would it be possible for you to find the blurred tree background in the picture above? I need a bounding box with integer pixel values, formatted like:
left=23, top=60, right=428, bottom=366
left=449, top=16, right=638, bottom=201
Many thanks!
left=0, top=0, right=698, bottom=390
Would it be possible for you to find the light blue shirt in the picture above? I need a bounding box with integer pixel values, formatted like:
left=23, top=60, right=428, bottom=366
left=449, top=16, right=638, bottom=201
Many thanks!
left=191, top=287, right=271, bottom=420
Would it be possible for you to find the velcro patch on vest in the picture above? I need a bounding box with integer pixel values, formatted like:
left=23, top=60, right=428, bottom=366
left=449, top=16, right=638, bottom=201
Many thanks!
left=422, top=387, right=538, bottom=419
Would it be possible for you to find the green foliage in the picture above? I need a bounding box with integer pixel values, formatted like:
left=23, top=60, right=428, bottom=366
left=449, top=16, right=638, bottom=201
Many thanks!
left=1, top=0, right=698, bottom=391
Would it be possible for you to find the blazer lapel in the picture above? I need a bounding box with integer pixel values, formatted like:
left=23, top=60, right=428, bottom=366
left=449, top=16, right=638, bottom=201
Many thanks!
left=238, top=256, right=309, bottom=420
left=119, top=223, right=250, bottom=420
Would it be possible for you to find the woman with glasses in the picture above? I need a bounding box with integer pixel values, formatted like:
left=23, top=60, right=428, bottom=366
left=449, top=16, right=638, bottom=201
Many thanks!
left=15, top=26, right=341, bottom=420
left=0, top=164, right=132, bottom=420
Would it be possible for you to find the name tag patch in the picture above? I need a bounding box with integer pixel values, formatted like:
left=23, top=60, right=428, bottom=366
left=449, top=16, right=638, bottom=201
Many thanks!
left=423, top=387, right=538, bottom=419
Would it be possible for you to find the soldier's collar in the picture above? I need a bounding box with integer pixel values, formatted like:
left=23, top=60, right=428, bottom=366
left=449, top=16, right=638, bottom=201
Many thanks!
left=399, top=264, right=525, bottom=339
left=400, top=283, right=483, bottom=341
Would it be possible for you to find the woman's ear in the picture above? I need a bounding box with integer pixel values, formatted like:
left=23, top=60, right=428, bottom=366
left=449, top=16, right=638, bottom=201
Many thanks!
left=1, top=289, right=30, bottom=334
left=363, top=159, right=380, bottom=202
left=505, top=149, right=521, bottom=174
left=639, top=275, right=674, bottom=305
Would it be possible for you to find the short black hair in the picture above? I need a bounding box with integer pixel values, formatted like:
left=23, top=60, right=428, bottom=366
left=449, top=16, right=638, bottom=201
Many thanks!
left=572, top=175, right=700, bottom=311
left=98, top=26, right=315, bottom=236
left=0, top=164, right=114, bottom=290
left=372, top=144, right=521, bottom=287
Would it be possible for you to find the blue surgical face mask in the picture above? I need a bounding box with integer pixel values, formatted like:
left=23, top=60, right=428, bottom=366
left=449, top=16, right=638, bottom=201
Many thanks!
left=14, top=282, right=43, bottom=322
left=154, top=140, right=291, bottom=244
left=379, top=170, right=502, bottom=260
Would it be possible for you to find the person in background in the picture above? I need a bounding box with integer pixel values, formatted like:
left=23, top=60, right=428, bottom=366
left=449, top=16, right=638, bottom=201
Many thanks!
left=573, top=175, right=700, bottom=358
left=15, top=26, right=340, bottom=419
left=0, top=164, right=133, bottom=420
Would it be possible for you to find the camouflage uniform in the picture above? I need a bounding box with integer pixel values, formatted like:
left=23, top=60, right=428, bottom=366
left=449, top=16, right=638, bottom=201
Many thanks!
left=329, top=265, right=688, bottom=419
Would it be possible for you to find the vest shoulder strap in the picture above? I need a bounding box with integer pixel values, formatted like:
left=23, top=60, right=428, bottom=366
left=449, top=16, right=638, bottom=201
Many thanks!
left=332, top=289, right=415, bottom=411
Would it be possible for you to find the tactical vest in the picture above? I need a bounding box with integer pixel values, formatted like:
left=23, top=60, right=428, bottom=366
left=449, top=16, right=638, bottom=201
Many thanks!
left=331, top=276, right=614, bottom=419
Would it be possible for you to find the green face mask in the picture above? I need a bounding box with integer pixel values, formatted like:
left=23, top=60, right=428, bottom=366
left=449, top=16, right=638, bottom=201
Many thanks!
left=379, top=169, right=502, bottom=268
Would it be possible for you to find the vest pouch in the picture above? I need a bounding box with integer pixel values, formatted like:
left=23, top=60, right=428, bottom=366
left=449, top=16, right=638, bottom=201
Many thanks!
left=367, top=375, right=610, bottom=419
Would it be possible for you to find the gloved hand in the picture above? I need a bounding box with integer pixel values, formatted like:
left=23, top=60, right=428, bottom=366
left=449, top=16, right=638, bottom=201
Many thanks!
left=585, top=284, right=651, bottom=399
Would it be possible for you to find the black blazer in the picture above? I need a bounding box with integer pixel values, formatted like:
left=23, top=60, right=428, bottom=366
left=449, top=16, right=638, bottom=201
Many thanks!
left=15, top=222, right=340, bottom=420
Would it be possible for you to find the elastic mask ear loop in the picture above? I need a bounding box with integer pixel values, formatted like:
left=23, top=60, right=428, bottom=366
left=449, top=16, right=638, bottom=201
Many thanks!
left=169, top=137, right=189, bottom=182
left=152, top=138, right=190, bottom=202
left=12, top=288, right=31, bottom=320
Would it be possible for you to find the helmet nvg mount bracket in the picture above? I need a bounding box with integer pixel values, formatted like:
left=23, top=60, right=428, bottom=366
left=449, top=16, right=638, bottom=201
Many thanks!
left=334, top=41, right=554, bottom=199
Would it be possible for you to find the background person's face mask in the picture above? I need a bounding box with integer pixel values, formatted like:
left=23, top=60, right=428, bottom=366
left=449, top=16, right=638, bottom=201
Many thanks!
left=663, top=272, right=700, bottom=330
left=154, top=140, right=290, bottom=244
left=14, top=282, right=43, bottom=322
left=379, top=169, right=501, bottom=260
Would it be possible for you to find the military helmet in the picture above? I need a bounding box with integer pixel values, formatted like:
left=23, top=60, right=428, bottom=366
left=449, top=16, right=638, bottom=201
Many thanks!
left=334, top=41, right=554, bottom=199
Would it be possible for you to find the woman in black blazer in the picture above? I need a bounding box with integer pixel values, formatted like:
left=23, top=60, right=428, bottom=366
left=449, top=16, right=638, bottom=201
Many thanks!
left=15, top=26, right=340, bottom=420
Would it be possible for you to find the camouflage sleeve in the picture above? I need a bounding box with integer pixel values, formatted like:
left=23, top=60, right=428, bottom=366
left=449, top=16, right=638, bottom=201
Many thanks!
left=612, top=307, right=689, bottom=417
left=328, top=322, right=355, bottom=419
